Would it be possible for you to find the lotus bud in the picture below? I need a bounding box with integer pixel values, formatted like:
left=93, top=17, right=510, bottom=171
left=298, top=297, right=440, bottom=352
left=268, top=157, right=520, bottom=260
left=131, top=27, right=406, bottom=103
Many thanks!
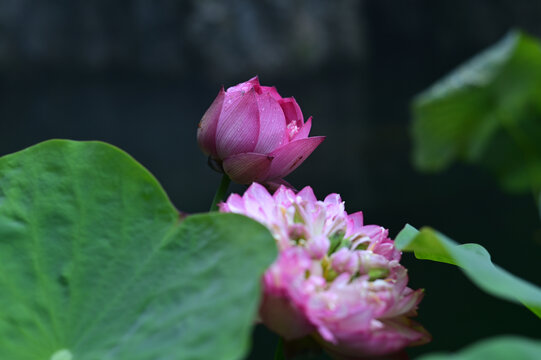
left=197, top=77, right=325, bottom=186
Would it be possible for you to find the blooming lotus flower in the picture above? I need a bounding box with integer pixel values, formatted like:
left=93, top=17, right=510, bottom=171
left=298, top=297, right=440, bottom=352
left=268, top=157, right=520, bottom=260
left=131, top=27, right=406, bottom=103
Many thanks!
left=197, top=77, right=325, bottom=187
left=220, top=183, right=431, bottom=359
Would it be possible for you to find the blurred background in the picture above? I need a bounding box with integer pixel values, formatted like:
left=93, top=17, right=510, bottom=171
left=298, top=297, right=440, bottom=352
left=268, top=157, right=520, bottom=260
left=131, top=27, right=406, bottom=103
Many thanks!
left=0, top=1, right=540, bottom=358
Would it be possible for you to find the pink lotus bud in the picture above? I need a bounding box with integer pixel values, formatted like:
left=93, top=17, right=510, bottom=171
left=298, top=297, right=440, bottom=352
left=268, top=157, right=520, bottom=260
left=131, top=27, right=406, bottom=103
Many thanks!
left=221, top=183, right=431, bottom=359
left=197, top=77, right=325, bottom=185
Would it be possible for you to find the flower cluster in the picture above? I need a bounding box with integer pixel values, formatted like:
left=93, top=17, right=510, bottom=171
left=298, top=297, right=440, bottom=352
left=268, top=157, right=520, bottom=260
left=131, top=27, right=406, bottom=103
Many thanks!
left=197, top=77, right=324, bottom=188
left=220, top=183, right=430, bottom=358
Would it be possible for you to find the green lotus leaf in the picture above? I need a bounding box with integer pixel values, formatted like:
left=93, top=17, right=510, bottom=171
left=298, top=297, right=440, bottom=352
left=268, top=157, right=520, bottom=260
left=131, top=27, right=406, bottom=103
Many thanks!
left=0, top=140, right=277, bottom=360
left=412, top=30, right=541, bottom=194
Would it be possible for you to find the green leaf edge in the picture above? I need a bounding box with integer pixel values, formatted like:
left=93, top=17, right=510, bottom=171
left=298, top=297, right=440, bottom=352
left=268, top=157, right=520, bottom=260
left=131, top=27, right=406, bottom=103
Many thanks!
left=0, top=138, right=177, bottom=212
left=395, top=224, right=541, bottom=318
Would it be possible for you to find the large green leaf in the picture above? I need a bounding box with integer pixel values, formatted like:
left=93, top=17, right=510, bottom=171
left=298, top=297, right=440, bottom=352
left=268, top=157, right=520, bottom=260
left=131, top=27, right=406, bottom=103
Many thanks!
left=395, top=225, right=541, bottom=318
left=0, top=140, right=277, bottom=360
left=412, top=30, right=541, bottom=193
left=417, top=336, right=541, bottom=360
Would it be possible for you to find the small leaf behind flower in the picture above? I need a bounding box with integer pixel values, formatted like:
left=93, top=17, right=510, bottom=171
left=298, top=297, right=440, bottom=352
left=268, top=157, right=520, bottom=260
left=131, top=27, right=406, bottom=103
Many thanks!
left=395, top=224, right=541, bottom=318
left=274, top=338, right=286, bottom=360
left=417, top=336, right=541, bottom=360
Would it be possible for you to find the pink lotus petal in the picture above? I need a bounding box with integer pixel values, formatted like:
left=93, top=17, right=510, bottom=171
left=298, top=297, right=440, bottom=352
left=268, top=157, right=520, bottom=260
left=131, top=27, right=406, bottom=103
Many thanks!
left=331, top=248, right=359, bottom=274
left=319, top=303, right=376, bottom=334
left=266, top=136, right=326, bottom=180
left=306, top=235, right=330, bottom=260
left=357, top=251, right=390, bottom=275
left=242, top=182, right=277, bottom=222
left=317, top=325, right=336, bottom=343
left=384, top=288, right=425, bottom=319
left=373, top=241, right=402, bottom=261
left=253, top=93, right=288, bottom=153
left=197, top=87, right=225, bottom=157
left=227, top=76, right=260, bottom=92
left=259, top=86, right=282, bottom=100
left=360, top=225, right=389, bottom=243
left=259, top=291, right=315, bottom=340
left=216, top=89, right=260, bottom=158
left=273, top=184, right=297, bottom=205
left=261, top=248, right=317, bottom=340
left=389, top=265, right=410, bottom=292
left=346, top=211, right=364, bottom=238
left=321, top=317, right=430, bottom=358
left=218, top=193, right=245, bottom=213
left=291, top=116, right=313, bottom=141
left=221, top=86, right=249, bottom=115
left=324, top=193, right=342, bottom=205
left=222, top=152, right=272, bottom=184
left=297, top=186, right=317, bottom=202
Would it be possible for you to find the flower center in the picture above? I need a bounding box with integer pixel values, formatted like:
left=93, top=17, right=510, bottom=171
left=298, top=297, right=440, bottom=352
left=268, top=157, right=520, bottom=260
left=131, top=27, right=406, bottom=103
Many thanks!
left=286, top=120, right=301, bottom=139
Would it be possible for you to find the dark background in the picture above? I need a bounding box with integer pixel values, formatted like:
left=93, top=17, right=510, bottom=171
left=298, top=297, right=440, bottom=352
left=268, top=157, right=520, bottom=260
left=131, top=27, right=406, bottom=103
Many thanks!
left=1, top=1, right=540, bottom=358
